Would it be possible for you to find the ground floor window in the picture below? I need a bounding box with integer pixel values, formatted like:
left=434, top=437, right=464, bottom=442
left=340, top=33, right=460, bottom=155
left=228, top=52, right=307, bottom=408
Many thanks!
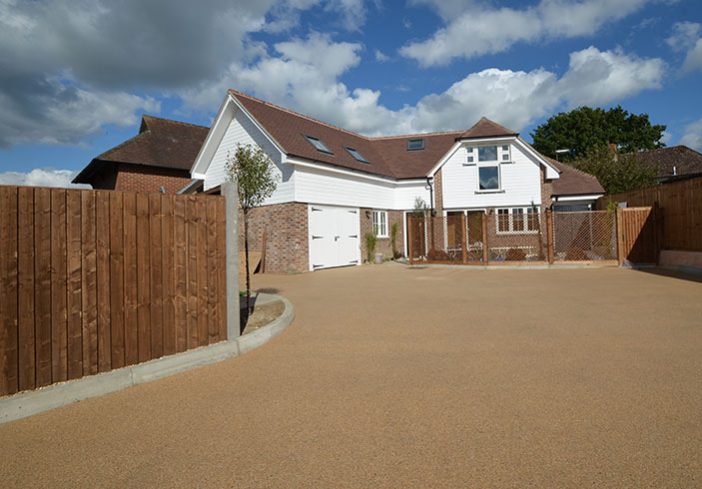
left=496, top=207, right=540, bottom=234
left=372, top=210, right=388, bottom=238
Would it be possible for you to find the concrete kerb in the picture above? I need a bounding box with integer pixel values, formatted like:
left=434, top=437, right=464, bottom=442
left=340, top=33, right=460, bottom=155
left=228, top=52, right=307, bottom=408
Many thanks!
left=0, top=293, right=294, bottom=425
left=405, top=262, right=618, bottom=271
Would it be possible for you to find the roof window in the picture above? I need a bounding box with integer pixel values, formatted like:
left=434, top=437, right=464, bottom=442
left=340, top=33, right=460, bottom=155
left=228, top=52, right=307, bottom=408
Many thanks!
left=407, top=138, right=425, bottom=151
left=345, top=147, right=369, bottom=163
left=305, top=135, right=333, bottom=154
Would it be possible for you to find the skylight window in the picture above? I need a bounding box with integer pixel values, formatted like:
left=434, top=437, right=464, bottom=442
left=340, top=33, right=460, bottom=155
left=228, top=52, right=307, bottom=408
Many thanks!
left=345, top=147, right=369, bottom=163
left=407, top=138, right=425, bottom=151
left=305, top=135, right=333, bottom=154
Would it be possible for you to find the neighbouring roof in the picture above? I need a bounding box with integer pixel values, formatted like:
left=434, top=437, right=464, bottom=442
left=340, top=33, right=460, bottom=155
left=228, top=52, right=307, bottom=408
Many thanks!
left=73, top=115, right=209, bottom=184
left=547, top=158, right=605, bottom=196
left=632, top=145, right=702, bottom=179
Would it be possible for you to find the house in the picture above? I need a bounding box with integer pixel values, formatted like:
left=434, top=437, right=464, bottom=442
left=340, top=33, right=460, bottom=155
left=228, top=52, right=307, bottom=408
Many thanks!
left=73, top=115, right=209, bottom=193
left=632, top=145, right=702, bottom=182
left=191, top=90, right=604, bottom=272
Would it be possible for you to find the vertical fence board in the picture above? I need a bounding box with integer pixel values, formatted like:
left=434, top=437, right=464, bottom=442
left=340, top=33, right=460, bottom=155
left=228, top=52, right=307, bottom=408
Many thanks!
left=186, top=197, right=199, bottom=349
left=174, top=198, right=188, bottom=352
left=0, top=187, right=19, bottom=395
left=17, top=187, right=35, bottom=391
left=149, top=194, right=164, bottom=358
left=216, top=199, right=227, bottom=341
left=109, top=192, right=125, bottom=369
left=81, top=191, right=98, bottom=376
left=95, top=191, right=112, bottom=372
left=136, top=193, right=152, bottom=363
left=161, top=195, right=176, bottom=355
left=206, top=199, right=219, bottom=342
left=123, top=193, right=138, bottom=366
left=196, top=199, right=209, bottom=346
left=66, top=191, right=83, bottom=380
left=50, top=189, right=68, bottom=382
left=34, top=188, right=52, bottom=386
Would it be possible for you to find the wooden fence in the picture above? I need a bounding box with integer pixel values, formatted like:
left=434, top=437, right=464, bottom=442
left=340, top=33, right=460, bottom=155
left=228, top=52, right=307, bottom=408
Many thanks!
left=0, top=186, right=227, bottom=397
left=616, top=207, right=660, bottom=265
left=597, top=176, right=702, bottom=252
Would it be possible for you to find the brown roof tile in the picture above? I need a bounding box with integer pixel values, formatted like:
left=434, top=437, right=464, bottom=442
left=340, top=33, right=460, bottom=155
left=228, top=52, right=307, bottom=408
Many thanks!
left=73, top=115, right=209, bottom=184
left=632, top=145, right=702, bottom=178
left=456, top=117, right=518, bottom=140
left=547, top=157, right=605, bottom=196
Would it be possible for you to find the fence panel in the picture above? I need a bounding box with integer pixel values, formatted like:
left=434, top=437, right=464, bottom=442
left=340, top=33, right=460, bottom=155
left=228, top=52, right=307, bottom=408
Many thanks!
left=486, top=208, right=547, bottom=262
left=597, top=176, right=702, bottom=252
left=407, top=213, right=484, bottom=264
left=617, top=207, right=659, bottom=265
left=0, top=185, right=227, bottom=397
left=552, top=211, right=617, bottom=261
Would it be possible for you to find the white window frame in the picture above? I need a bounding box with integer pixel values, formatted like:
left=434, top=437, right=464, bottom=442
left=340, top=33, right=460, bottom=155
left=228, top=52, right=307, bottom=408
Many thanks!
left=478, top=164, right=501, bottom=191
left=495, top=207, right=540, bottom=234
left=372, top=210, right=388, bottom=238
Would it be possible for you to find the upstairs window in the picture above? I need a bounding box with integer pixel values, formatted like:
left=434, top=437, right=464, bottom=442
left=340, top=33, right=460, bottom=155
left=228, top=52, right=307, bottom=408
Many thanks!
left=305, top=135, right=333, bottom=154
left=467, top=144, right=511, bottom=163
left=407, top=139, right=425, bottom=151
left=345, top=147, right=369, bottom=163
left=478, top=166, right=500, bottom=190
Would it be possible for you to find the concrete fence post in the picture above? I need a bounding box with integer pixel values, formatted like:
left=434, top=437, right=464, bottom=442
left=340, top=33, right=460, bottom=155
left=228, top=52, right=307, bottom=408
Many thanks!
left=222, top=181, right=240, bottom=339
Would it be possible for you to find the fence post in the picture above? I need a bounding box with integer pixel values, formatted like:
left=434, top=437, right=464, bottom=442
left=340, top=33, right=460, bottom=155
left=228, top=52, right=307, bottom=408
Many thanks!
left=481, top=212, right=489, bottom=264
left=222, top=181, right=240, bottom=340
left=546, top=209, right=554, bottom=264
left=460, top=213, right=468, bottom=264
left=408, top=215, right=414, bottom=265
left=615, top=207, right=624, bottom=266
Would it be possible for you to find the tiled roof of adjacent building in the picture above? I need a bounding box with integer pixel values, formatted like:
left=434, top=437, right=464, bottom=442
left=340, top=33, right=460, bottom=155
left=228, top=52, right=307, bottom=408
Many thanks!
left=632, top=145, right=702, bottom=179
left=73, top=115, right=209, bottom=184
left=547, top=158, right=605, bottom=196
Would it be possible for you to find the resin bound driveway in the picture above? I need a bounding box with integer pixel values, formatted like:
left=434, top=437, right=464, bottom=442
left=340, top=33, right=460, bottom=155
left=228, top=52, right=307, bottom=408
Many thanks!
left=2, top=265, right=701, bottom=488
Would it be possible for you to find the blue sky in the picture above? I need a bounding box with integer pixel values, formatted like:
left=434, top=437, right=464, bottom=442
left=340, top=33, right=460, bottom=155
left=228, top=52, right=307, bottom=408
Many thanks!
left=1, top=0, right=701, bottom=187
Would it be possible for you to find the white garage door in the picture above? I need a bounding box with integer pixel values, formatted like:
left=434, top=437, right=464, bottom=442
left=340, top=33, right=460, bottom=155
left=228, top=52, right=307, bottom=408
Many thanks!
left=308, top=205, right=361, bottom=270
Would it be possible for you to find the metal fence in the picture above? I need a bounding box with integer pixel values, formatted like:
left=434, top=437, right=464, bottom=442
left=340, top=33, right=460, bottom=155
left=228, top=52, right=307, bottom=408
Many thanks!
left=408, top=208, right=620, bottom=265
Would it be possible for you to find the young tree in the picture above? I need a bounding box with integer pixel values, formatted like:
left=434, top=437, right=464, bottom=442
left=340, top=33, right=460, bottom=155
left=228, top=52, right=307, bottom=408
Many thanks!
left=573, top=145, right=659, bottom=195
left=531, top=106, right=666, bottom=161
left=226, top=144, right=278, bottom=315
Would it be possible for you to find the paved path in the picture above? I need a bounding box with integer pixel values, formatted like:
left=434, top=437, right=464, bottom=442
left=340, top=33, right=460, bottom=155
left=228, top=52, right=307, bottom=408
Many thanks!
left=2, top=265, right=701, bottom=488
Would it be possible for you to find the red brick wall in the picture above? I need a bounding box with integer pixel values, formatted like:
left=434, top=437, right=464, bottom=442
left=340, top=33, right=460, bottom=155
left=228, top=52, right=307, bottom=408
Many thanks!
left=360, top=209, right=405, bottom=262
left=113, top=164, right=192, bottom=194
left=241, top=203, right=309, bottom=273
left=433, top=169, right=444, bottom=214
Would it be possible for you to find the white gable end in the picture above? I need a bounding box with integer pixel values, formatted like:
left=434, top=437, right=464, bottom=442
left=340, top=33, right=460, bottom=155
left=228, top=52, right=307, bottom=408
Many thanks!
left=441, top=140, right=544, bottom=209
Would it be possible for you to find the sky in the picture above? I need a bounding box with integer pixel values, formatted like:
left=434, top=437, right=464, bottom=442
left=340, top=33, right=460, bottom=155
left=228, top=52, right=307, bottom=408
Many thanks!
left=0, top=0, right=701, bottom=187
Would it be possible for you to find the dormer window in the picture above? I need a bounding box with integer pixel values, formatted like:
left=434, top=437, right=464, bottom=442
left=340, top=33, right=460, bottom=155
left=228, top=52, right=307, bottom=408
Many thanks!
left=305, top=135, right=333, bottom=154
left=345, top=147, right=369, bottom=163
left=466, top=144, right=511, bottom=164
left=407, top=138, right=425, bottom=151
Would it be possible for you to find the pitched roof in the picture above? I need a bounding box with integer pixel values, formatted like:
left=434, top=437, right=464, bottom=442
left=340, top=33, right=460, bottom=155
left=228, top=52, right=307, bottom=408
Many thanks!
left=632, top=145, right=702, bottom=179
left=73, top=115, right=209, bottom=183
left=456, top=117, right=519, bottom=140
left=547, top=157, right=605, bottom=196
left=230, top=89, right=464, bottom=179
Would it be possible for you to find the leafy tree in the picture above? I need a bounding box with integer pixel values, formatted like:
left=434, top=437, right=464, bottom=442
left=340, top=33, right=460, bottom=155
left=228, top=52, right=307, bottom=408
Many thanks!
left=226, top=144, right=278, bottom=315
left=531, top=106, right=666, bottom=161
left=573, top=145, right=659, bottom=195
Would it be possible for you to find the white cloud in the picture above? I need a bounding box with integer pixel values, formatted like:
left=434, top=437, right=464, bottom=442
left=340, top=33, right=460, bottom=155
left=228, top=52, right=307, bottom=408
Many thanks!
left=374, top=49, right=390, bottom=62
left=0, top=168, right=89, bottom=188
left=680, top=119, right=702, bottom=151
left=181, top=36, right=664, bottom=136
left=558, top=47, right=665, bottom=107
left=666, top=22, right=702, bottom=73
left=666, top=21, right=700, bottom=51
left=401, top=0, right=653, bottom=66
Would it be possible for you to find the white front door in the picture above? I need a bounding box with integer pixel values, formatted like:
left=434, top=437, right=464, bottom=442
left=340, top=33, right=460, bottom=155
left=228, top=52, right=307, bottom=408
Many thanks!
left=308, top=205, right=361, bottom=270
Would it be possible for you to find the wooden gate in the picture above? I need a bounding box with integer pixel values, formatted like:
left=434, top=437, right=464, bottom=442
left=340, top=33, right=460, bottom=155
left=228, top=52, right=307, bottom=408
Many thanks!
left=616, top=206, right=660, bottom=265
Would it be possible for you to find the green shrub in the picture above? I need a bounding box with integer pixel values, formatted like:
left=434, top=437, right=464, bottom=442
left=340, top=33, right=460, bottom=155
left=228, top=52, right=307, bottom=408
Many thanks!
left=365, top=232, right=377, bottom=263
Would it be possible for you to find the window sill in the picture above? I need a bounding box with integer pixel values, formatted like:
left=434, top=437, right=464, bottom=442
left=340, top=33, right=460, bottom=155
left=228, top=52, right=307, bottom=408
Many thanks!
left=496, top=231, right=540, bottom=236
left=475, top=189, right=505, bottom=194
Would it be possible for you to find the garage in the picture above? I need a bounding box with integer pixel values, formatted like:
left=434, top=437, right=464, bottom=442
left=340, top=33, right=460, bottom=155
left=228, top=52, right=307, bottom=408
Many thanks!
left=308, top=205, right=361, bottom=270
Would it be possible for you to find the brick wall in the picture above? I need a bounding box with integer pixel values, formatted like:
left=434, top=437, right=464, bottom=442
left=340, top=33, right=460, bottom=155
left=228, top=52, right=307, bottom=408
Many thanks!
left=433, top=169, right=444, bottom=214
left=241, top=202, right=309, bottom=273
left=113, top=164, right=192, bottom=194
left=359, top=209, right=405, bottom=262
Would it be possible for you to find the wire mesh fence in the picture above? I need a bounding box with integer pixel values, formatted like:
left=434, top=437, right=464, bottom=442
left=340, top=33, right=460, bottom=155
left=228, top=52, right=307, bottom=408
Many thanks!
left=552, top=210, right=616, bottom=261
left=408, top=208, right=619, bottom=265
